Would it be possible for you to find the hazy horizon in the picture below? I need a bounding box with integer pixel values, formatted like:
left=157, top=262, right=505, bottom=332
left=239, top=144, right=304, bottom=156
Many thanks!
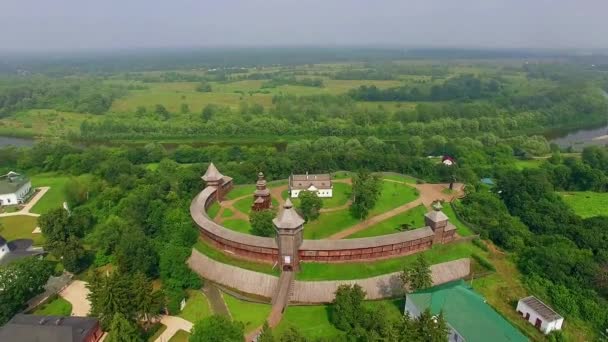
left=1, top=0, right=606, bottom=52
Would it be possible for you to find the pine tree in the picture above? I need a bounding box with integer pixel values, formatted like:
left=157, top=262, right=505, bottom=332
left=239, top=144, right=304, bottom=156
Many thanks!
left=132, top=272, right=163, bottom=330
left=400, top=254, right=432, bottom=292
left=106, top=313, right=142, bottom=342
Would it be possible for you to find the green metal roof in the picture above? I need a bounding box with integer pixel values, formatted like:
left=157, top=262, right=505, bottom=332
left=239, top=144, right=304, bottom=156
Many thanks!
left=0, top=173, right=29, bottom=195
left=408, top=280, right=528, bottom=342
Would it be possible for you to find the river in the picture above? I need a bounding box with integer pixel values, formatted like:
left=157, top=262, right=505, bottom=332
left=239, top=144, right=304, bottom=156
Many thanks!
left=0, top=136, right=36, bottom=147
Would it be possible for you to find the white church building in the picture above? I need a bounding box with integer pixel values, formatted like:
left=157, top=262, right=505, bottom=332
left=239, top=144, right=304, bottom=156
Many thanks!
left=0, top=172, right=32, bottom=206
left=288, top=173, right=333, bottom=198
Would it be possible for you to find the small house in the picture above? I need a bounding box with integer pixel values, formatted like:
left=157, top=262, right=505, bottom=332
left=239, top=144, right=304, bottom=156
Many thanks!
left=0, top=171, right=32, bottom=206
left=288, top=173, right=332, bottom=198
left=516, top=296, right=564, bottom=334
left=442, top=156, right=456, bottom=166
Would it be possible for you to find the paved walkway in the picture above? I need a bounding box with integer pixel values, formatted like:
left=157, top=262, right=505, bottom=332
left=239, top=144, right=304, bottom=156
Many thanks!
left=59, top=280, right=91, bottom=317
left=0, top=186, right=50, bottom=218
left=154, top=316, right=193, bottom=342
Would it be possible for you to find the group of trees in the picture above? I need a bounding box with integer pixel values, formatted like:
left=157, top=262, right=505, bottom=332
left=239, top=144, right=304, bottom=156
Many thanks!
left=350, top=171, right=381, bottom=219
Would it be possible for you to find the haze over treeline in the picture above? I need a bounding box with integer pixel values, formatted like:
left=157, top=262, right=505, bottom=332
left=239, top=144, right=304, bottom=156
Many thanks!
left=1, top=0, right=606, bottom=52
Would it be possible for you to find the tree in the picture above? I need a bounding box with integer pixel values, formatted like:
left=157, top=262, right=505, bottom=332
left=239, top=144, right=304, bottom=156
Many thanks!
left=258, top=321, right=275, bottom=342
left=278, top=326, right=306, bottom=342
left=0, top=257, right=54, bottom=325
left=59, top=235, right=88, bottom=273
left=132, top=273, right=163, bottom=330
left=181, top=103, right=190, bottom=114
left=250, top=210, right=276, bottom=237
left=159, top=244, right=202, bottom=290
left=189, top=315, right=244, bottom=342
left=105, top=313, right=142, bottom=342
left=331, top=284, right=366, bottom=331
left=400, top=254, right=432, bottom=292
left=201, top=104, right=217, bottom=122
left=88, top=271, right=138, bottom=329
left=154, top=104, right=170, bottom=120
left=298, top=191, right=323, bottom=221
left=39, top=207, right=89, bottom=272
left=350, top=170, right=381, bottom=219
left=413, top=309, right=449, bottom=342
left=196, top=82, right=212, bottom=92
left=115, top=228, right=158, bottom=277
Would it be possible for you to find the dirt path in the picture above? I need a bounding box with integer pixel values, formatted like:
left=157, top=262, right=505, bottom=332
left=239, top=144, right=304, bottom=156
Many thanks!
left=59, top=280, right=91, bottom=317
left=0, top=186, right=50, bottom=218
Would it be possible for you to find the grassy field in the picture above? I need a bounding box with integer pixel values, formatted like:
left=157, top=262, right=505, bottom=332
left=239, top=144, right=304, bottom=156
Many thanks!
left=168, top=330, right=189, bottom=342
left=346, top=204, right=427, bottom=239
left=275, top=305, right=343, bottom=340
left=225, top=184, right=256, bottom=200
left=303, top=209, right=359, bottom=239
left=233, top=197, right=253, bottom=215
left=560, top=191, right=608, bottom=218
left=207, top=202, right=220, bottom=219
left=223, top=293, right=272, bottom=333
left=297, top=241, right=485, bottom=281
left=32, top=297, right=72, bottom=316
left=443, top=202, right=475, bottom=237
left=513, top=158, right=544, bottom=170
left=179, top=290, right=212, bottom=323
left=222, top=219, right=251, bottom=234
left=30, top=173, right=70, bottom=214
left=0, top=109, right=99, bottom=137
left=282, top=182, right=352, bottom=209
left=379, top=174, right=418, bottom=184
left=369, top=181, right=419, bottom=216
left=193, top=238, right=279, bottom=276
left=0, top=215, right=43, bottom=245
left=221, top=208, right=234, bottom=218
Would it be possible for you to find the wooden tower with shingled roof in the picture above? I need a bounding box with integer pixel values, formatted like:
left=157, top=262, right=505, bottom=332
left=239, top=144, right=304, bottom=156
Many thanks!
left=202, top=162, right=232, bottom=202
left=425, top=201, right=456, bottom=244
left=252, top=172, right=272, bottom=211
left=273, top=199, right=304, bottom=271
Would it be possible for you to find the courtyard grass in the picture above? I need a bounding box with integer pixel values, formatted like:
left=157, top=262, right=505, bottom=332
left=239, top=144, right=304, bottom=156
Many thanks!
left=223, top=293, right=272, bottom=333
left=221, top=208, right=234, bottom=218
left=168, top=330, right=189, bottom=342
left=32, top=296, right=72, bottom=316
left=178, top=290, right=212, bottom=323
left=233, top=196, right=253, bottom=215
left=443, top=202, right=475, bottom=237
left=346, top=204, right=427, bottom=239
left=0, top=215, right=44, bottom=245
left=559, top=191, right=608, bottom=218
left=275, top=305, right=343, bottom=340
left=193, top=238, right=280, bottom=276
left=206, top=202, right=220, bottom=219
left=370, top=181, right=419, bottom=216
left=30, top=173, right=70, bottom=214
left=297, top=241, right=485, bottom=281
left=222, top=219, right=251, bottom=234
left=225, top=184, right=256, bottom=200
left=303, top=209, right=359, bottom=239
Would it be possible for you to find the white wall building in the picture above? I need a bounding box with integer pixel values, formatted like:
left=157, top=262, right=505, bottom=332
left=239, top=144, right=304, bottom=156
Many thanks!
left=0, top=172, right=31, bottom=206
left=288, top=173, right=333, bottom=198
left=516, top=296, right=564, bottom=334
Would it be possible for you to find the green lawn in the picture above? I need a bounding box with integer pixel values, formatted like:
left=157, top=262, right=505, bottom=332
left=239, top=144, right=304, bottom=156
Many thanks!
left=222, top=219, right=251, bottom=234
left=275, top=305, right=343, bottom=340
left=379, top=173, right=418, bottom=184
left=146, top=324, right=167, bottom=342
left=370, top=181, right=419, bottom=216
left=33, top=297, right=72, bottom=316
left=223, top=293, right=272, bottom=333
left=303, top=209, right=359, bottom=239
left=225, top=184, right=256, bottom=200
left=168, top=329, right=190, bottom=342
left=297, top=241, right=485, bottom=281
left=513, top=159, right=543, bottom=170
left=233, top=197, right=253, bottom=215
left=193, top=239, right=280, bottom=276
left=207, top=202, right=220, bottom=219
left=30, top=173, right=70, bottom=214
left=179, top=290, right=212, bottom=323
left=282, top=182, right=352, bottom=209
left=221, top=208, right=234, bottom=218
left=442, top=202, right=475, bottom=237
left=560, top=191, right=608, bottom=218
left=346, top=204, right=427, bottom=239
left=0, top=215, right=43, bottom=245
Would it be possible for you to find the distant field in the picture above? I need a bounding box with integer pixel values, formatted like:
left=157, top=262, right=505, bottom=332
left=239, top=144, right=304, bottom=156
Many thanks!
left=0, top=215, right=43, bottom=245
left=0, top=109, right=98, bottom=137
left=560, top=191, right=608, bottom=218
left=513, top=158, right=544, bottom=170
left=30, top=173, right=70, bottom=214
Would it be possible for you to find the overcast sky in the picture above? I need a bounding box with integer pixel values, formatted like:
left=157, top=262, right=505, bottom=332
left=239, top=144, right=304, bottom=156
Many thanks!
left=1, top=0, right=606, bottom=51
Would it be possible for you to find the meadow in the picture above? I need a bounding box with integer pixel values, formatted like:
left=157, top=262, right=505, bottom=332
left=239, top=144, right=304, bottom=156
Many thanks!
left=0, top=215, right=43, bottom=245
left=560, top=191, right=608, bottom=218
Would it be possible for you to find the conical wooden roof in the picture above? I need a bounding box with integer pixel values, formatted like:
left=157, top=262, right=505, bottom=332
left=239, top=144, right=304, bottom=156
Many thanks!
left=202, top=162, right=224, bottom=182
left=273, top=199, right=304, bottom=229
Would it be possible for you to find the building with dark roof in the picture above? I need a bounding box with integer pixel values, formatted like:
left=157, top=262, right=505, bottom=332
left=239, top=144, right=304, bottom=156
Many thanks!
left=0, top=235, right=45, bottom=265
left=405, top=280, right=528, bottom=342
left=0, top=171, right=32, bottom=206
left=517, top=296, right=564, bottom=334
left=0, top=314, right=103, bottom=342
left=288, top=173, right=332, bottom=198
